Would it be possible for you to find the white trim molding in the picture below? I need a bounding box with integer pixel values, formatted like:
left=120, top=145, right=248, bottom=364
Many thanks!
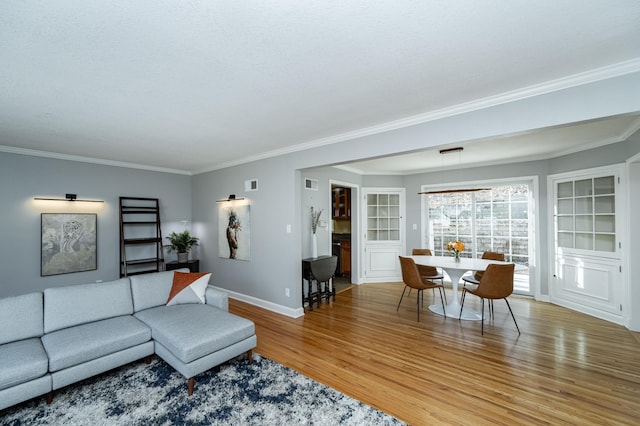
left=214, top=286, right=305, bottom=319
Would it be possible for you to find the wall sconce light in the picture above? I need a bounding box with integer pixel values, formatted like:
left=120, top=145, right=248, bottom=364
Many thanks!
left=216, top=194, right=245, bottom=203
left=34, top=193, right=104, bottom=203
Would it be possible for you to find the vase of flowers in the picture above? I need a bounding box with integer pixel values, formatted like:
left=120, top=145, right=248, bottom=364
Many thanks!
left=447, top=240, right=465, bottom=262
left=311, top=207, right=322, bottom=258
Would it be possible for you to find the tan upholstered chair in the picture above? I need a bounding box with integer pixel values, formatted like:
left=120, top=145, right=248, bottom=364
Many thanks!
left=411, top=248, right=445, bottom=285
left=459, top=263, right=520, bottom=335
left=462, top=251, right=505, bottom=288
left=397, top=256, right=446, bottom=321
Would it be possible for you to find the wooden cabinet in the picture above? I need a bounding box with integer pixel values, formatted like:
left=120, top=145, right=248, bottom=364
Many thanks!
left=333, top=187, right=351, bottom=219
left=341, top=241, right=351, bottom=277
left=165, top=259, right=200, bottom=272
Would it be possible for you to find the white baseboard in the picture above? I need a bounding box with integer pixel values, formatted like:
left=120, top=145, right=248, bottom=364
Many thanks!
left=214, top=286, right=305, bottom=318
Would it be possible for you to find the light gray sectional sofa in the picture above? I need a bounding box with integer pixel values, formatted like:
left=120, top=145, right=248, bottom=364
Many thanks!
left=0, top=293, right=51, bottom=411
left=0, top=269, right=256, bottom=411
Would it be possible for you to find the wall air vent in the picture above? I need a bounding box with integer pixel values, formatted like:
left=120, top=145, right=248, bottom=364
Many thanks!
left=305, top=178, right=318, bottom=191
left=245, top=179, right=258, bottom=192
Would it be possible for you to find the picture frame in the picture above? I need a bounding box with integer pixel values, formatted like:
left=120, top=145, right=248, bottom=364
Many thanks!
left=218, top=203, right=251, bottom=261
left=41, top=213, right=97, bottom=276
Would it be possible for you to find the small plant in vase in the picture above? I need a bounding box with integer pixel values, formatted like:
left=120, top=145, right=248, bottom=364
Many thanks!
left=165, top=231, right=199, bottom=263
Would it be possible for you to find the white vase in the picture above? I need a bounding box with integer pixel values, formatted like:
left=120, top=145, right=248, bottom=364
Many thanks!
left=311, top=234, right=318, bottom=258
left=177, top=252, right=188, bottom=263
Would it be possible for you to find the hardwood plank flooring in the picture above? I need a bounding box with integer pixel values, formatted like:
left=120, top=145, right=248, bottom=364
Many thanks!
left=229, top=283, right=640, bottom=425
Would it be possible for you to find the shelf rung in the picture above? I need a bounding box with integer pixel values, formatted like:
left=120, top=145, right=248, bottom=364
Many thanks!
left=123, top=238, right=162, bottom=245
left=123, top=258, right=163, bottom=266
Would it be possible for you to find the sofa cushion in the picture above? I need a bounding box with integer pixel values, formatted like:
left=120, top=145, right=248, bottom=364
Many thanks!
left=135, top=304, right=255, bottom=364
left=41, top=316, right=151, bottom=372
left=44, top=279, right=133, bottom=334
left=130, top=269, right=189, bottom=312
left=167, top=272, right=211, bottom=306
left=0, top=293, right=43, bottom=345
left=204, top=286, right=229, bottom=311
left=0, top=338, right=48, bottom=390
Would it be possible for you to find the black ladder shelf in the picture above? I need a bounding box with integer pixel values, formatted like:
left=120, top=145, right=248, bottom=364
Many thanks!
left=119, top=197, right=164, bottom=277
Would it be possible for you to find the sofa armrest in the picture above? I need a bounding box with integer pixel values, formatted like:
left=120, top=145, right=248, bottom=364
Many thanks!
left=205, top=286, right=228, bottom=312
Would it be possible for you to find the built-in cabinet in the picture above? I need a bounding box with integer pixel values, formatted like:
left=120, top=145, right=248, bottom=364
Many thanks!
left=333, top=187, right=351, bottom=219
left=556, top=176, right=616, bottom=252
left=550, top=165, right=624, bottom=324
left=332, top=185, right=352, bottom=278
left=340, top=241, right=351, bottom=277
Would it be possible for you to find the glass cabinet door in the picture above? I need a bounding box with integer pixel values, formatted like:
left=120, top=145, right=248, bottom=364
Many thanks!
left=367, top=193, right=401, bottom=241
left=556, top=175, right=616, bottom=253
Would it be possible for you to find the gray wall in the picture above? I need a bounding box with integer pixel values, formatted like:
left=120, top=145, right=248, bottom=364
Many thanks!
left=300, top=166, right=363, bottom=259
left=191, top=155, right=301, bottom=308
left=0, top=152, right=191, bottom=297
left=189, top=71, right=640, bottom=313
left=1, top=69, right=639, bottom=314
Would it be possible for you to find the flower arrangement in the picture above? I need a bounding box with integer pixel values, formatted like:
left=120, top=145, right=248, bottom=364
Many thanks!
left=447, top=240, right=465, bottom=261
left=311, top=207, right=323, bottom=234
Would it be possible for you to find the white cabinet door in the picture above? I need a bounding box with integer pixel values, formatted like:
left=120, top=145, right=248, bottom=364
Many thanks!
left=553, top=254, right=621, bottom=317
left=550, top=166, right=625, bottom=324
left=362, top=188, right=405, bottom=282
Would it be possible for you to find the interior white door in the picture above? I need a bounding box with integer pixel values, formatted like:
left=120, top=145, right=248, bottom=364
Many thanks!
left=362, top=188, right=405, bottom=282
left=550, top=166, right=625, bottom=324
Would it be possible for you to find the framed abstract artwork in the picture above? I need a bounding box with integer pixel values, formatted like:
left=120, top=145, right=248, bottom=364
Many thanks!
left=41, top=213, right=97, bottom=276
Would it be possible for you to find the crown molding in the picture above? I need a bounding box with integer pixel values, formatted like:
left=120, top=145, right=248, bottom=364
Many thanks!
left=195, top=58, right=640, bottom=174
left=0, top=145, right=192, bottom=175
left=3, top=59, right=639, bottom=175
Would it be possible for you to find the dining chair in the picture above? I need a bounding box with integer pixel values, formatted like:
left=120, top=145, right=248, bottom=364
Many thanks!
left=397, top=256, right=446, bottom=321
left=462, top=251, right=505, bottom=288
left=459, top=263, right=520, bottom=335
left=411, top=248, right=445, bottom=286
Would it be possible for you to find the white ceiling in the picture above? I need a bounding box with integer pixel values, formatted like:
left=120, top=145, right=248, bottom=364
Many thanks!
left=1, top=1, right=640, bottom=175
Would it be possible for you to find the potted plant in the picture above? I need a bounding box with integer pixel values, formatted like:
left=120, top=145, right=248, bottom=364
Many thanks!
left=165, top=230, right=199, bottom=263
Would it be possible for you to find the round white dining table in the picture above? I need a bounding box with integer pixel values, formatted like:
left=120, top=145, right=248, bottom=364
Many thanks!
left=409, top=255, right=522, bottom=320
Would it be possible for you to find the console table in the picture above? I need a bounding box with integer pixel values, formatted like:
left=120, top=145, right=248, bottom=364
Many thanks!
left=165, top=259, right=200, bottom=272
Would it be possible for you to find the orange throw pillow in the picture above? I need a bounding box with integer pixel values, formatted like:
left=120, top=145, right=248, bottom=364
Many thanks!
left=166, top=272, right=211, bottom=306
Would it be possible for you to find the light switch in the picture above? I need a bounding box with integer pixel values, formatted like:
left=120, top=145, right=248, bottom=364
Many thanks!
left=286, top=224, right=292, bottom=233
left=413, top=224, right=417, bottom=230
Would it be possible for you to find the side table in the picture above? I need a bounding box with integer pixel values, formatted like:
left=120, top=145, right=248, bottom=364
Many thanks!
left=302, top=256, right=336, bottom=311
left=165, top=259, right=200, bottom=272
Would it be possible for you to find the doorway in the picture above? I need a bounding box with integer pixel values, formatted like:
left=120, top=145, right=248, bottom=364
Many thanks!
left=330, top=180, right=359, bottom=287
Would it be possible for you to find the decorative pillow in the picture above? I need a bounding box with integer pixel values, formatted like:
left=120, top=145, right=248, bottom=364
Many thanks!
left=166, top=272, right=211, bottom=306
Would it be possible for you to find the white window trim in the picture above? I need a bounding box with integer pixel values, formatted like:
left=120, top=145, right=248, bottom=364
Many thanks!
left=420, top=176, right=540, bottom=298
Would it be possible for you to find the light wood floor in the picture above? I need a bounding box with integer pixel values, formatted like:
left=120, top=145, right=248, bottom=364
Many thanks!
left=229, top=282, right=640, bottom=426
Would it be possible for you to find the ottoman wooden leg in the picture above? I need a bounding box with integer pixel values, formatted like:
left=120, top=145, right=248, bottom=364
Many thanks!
left=247, top=349, right=253, bottom=364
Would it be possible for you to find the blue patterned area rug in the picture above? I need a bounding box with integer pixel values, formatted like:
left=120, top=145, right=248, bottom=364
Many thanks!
left=1, top=354, right=404, bottom=425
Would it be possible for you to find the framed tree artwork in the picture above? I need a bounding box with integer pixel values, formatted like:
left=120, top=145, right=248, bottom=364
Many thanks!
left=41, top=213, right=97, bottom=276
